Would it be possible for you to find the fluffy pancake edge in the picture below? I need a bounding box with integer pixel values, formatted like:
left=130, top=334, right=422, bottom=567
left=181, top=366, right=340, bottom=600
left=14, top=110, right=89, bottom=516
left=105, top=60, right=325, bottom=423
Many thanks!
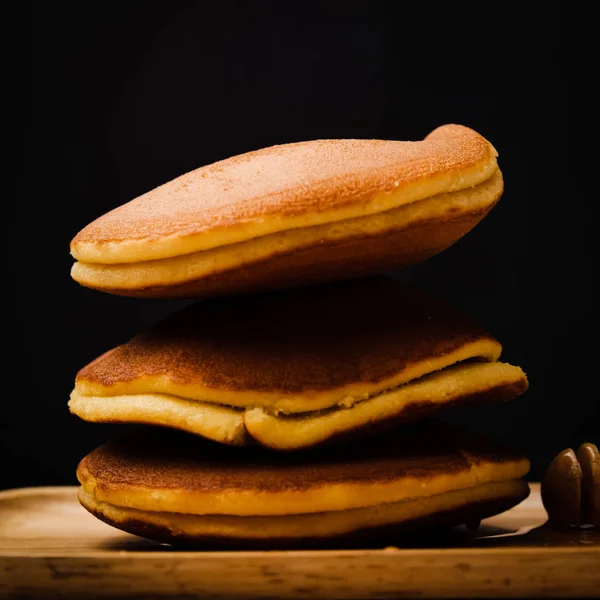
left=68, top=391, right=248, bottom=446
left=244, top=362, right=528, bottom=450
left=70, top=361, right=527, bottom=450
left=78, top=479, right=529, bottom=544
left=76, top=426, right=530, bottom=516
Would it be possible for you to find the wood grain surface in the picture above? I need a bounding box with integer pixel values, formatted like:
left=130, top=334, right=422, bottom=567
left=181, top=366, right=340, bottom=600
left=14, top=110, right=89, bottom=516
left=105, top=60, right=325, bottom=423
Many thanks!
left=1, top=483, right=598, bottom=598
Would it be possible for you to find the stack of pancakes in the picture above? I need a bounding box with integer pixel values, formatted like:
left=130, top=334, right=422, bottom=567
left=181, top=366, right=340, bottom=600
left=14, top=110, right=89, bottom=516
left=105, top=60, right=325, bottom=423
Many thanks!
left=69, top=124, right=530, bottom=547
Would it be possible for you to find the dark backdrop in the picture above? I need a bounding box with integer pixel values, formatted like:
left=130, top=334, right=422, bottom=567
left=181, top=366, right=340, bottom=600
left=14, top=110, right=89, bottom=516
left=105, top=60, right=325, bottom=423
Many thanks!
left=8, top=1, right=593, bottom=490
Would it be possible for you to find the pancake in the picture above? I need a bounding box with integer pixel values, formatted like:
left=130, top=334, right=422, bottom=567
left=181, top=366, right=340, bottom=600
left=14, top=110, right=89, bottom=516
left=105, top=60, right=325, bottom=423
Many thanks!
left=69, top=278, right=528, bottom=449
left=77, top=422, right=530, bottom=546
left=70, top=124, right=503, bottom=298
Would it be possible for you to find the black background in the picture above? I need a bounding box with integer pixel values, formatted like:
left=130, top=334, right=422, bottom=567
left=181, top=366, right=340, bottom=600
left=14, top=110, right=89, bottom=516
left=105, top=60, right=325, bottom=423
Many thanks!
left=8, top=1, right=594, bottom=490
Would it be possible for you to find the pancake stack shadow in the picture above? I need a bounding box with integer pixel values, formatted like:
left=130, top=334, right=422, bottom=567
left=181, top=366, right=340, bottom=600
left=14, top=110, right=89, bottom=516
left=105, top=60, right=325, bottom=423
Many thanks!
left=68, top=124, right=531, bottom=549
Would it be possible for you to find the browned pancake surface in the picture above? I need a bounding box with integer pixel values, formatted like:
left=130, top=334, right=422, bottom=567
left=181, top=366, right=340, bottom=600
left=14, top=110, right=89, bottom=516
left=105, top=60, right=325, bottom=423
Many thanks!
left=78, top=420, right=524, bottom=495
left=77, top=278, right=493, bottom=395
left=72, top=125, right=493, bottom=249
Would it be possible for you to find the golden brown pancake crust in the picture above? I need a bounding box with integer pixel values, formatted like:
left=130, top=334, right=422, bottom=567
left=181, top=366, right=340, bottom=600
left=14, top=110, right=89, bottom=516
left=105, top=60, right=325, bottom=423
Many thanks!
left=77, top=421, right=525, bottom=496
left=70, top=372, right=527, bottom=447
left=71, top=125, right=496, bottom=260
left=76, top=278, right=495, bottom=398
left=82, top=201, right=496, bottom=298
left=247, top=376, right=529, bottom=451
left=81, top=485, right=528, bottom=549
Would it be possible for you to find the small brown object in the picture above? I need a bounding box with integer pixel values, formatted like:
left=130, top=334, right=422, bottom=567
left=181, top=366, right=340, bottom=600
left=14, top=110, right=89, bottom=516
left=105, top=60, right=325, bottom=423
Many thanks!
left=542, top=444, right=600, bottom=527
left=541, top=449, right=581, bottom=527
left=577, top=443, right=600, bottom=526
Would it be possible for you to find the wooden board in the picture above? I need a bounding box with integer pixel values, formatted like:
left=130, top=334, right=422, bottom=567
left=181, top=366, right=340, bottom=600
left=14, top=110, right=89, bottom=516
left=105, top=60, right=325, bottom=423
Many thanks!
left=1, top=483, right=598, bottom=598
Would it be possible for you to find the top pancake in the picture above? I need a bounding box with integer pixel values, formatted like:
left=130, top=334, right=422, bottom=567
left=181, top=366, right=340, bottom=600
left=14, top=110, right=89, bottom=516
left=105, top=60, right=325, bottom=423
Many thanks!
left=71, top=124, right=497, bottom=264
left=77, top=420, right=530, bottom=516
left=75, top=277, right=502, bottom=412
